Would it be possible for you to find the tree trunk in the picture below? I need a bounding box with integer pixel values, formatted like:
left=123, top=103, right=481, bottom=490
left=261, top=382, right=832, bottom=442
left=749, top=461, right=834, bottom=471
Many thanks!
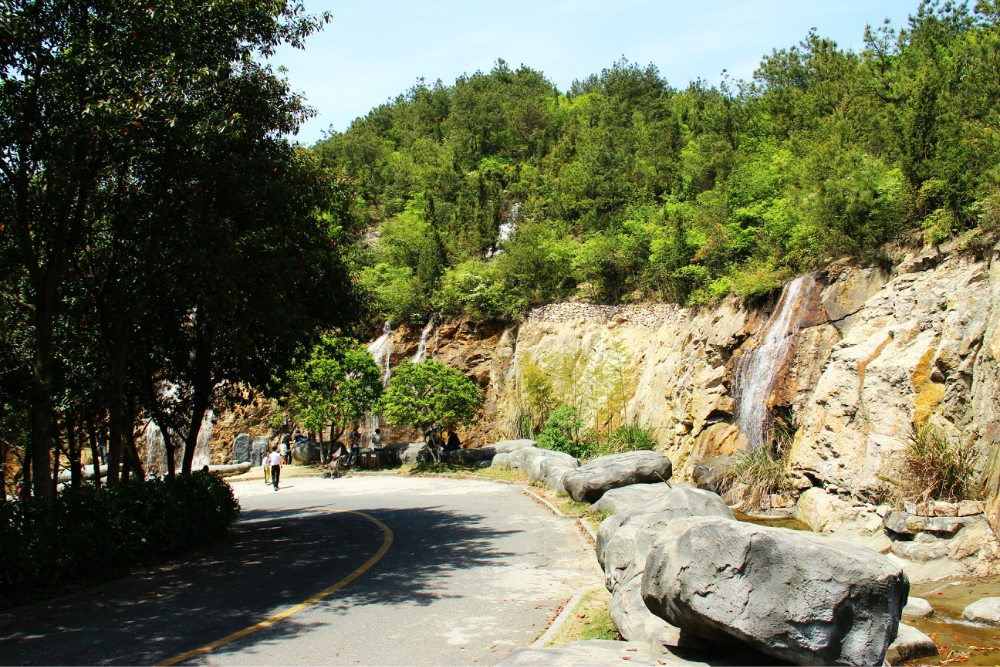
left=52, top=415, right=63, bottom=489
left=86, top=417, right=102, bottom=488
left=67, top=416, right=81, bottom=487
left=29, top=284, right=58, bottom=498
left=182, top=339, right=212, bottom=475
left=20, top=440, right=30, bottom=499
left=122, top=392, right=144, bottom=481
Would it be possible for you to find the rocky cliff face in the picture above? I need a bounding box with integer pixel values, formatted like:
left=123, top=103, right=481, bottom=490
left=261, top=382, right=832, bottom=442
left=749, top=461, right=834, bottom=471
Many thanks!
left=379, top=239, right=1000, bottom=532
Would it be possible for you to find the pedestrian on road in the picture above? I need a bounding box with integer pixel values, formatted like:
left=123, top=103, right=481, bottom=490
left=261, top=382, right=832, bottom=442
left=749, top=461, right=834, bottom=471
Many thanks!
left=268, top=447, right=282, bottom=490
left=263, top=451, right=271, bottom=484
left=348, top=427, right=361, bottom=467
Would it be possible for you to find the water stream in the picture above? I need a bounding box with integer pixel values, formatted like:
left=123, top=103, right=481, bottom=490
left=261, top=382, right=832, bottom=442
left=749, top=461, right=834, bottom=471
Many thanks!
left=413, top=314, right=436, bottom=363
left=361, top=320, right=395, bottom=445
left=486, top=203, right=518, bottom=259
left=732, top=275, right=808, bottom=450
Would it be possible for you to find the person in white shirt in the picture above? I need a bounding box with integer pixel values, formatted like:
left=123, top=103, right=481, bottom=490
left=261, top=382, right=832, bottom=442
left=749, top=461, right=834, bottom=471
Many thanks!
left=268, top=447, right=282, bottom=490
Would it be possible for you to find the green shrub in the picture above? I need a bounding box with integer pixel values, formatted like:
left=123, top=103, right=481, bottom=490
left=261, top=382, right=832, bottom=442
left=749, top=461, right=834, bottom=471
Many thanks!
left=0, top=473, right=240, bottom=598
left=536, top=405, right=589, bottom=459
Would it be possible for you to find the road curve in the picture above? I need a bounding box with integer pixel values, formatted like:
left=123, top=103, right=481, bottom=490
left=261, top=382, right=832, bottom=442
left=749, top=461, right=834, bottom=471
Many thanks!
left=0, top=475, right=601, bottom=666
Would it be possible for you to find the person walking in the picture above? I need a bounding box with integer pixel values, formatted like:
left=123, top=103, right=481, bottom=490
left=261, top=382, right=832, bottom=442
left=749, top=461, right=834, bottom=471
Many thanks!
left=268, top=446, right=282, bottom=490
left=262, top=451, right=271, bottom=485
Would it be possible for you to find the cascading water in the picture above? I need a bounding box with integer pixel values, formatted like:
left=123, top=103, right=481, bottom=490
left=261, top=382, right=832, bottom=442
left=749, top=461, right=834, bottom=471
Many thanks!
left=413, top=314, right=435, bottom=363
left=362, top=320, right=395, bottom=445
left=486, top=203, right=519, bottom=259
left=732, top=275, right=808, bottom=450
left=367, top=320, right=394, bottom=386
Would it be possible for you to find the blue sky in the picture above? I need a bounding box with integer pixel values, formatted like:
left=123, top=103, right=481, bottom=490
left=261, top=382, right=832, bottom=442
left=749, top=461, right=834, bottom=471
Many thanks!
left=271, top=0, right=921, bottom=146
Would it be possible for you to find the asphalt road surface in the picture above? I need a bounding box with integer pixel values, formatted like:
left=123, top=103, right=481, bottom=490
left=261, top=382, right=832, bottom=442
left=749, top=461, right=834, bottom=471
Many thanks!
left=0, top=475, right=601, bottom=666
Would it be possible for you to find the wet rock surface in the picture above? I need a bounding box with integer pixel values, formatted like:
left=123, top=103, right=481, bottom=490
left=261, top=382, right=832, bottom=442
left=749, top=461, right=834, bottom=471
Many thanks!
left=884, top=623, right=939, bottom=665
left=963, top=597, right=1000, bottom=625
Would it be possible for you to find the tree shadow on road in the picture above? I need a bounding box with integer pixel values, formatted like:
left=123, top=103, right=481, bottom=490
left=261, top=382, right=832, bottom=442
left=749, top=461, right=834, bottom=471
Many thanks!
left=0, top=505, right=518, bottom=665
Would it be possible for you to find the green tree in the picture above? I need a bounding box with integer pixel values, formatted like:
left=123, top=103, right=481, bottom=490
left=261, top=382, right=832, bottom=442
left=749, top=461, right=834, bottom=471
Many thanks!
left=381, top=360, right=483, bottom=456
left=284, top=335, right=382, bottom=450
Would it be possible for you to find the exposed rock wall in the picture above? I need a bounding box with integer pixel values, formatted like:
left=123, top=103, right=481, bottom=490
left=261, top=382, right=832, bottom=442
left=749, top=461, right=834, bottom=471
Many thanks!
left=486, top=241, right=1000, bottom=505
left=375, top=239, right=1000, bottom=534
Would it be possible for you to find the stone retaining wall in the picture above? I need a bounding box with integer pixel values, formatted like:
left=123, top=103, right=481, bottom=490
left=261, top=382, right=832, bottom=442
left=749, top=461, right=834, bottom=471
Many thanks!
left=526, top=302, right=687, bottom=330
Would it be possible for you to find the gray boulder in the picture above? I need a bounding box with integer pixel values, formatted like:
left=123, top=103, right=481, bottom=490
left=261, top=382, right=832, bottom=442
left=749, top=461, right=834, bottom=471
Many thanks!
left=963, top=597, right=1000, bottom=625
left=600, top=486, right=735, bottom=593
left=563, top=450, right=673, bottom=503
left=492, top=439, right=537, bottom=454
left=590, top=483, right=670, bottom=515
left=399, top=442, right=434, bottom=466
left=902, top=597, right=933, bottom=618
left=543, top=466, right=575, bottom=494
left=611, top=570, right=683, bottom=646
left=596, top=485, right=732, bottom=568
left=691, top=456, right=729, bottom=493
left=884, top=624, right=938, bottom=665
left=528, top=451, right=580, bottom=491
left=642, top=515, right=909, bottom=666
left=290, top=439, right=320, bottom=463
left=441, top=447, right=495, bottom=465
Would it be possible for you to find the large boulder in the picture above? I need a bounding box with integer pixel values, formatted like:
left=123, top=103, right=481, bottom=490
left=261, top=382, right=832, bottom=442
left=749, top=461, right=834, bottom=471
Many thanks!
left=563, top=450, right=673, bottom=504
left=441, top=447, right=495, bottom=465
left=290, top=439, right=320, bottom=463
left=610, top=570, right=683, bottom=646
left=495, top=446, right=577, bottom=472
left=492, top=439, right=537, bottom=454
left=596, top=485, right=733, bottom=569
left=602, top=488, right=735, bottom=593
left=691, top=456, right=729, bottom=493
left=528, top=451, right=580, bottom=491
left=642, top=515, right=909, bottom=666
left=590, top=483, right=669, bottom=515
left=398, top=442, right=434, bottom=466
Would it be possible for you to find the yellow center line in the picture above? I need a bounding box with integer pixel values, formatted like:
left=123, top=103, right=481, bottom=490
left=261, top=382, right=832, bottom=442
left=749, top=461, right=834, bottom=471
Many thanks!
left=155, top=510, right=393, bottom=667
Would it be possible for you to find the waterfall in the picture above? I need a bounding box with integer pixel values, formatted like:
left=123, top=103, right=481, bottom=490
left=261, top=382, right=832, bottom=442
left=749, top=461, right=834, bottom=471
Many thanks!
left=732, top=275, right=808, bottom=450
left=413, top=314, right=436, bottom=363
left=143, top=409, right=214, bottom=477
left=367, top=320, right=394, bottom=386
left=486, top=203, right=519, bottom=259
left=362, top=321, right=394, bottom=446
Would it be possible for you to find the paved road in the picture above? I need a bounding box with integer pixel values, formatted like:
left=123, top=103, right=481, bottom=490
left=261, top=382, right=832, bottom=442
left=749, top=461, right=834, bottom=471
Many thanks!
left=0, top=475, right=601, bottom=666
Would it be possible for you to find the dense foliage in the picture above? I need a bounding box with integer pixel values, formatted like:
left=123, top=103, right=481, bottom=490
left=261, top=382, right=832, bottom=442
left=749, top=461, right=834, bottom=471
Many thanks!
left=0, top=0, right=365, bottom=496
left=381, top=359, right=483, bottom=434
left=280, top=334, right=383, bottom=443
left=317, top=1, right=1000, bottom=325
left=0, top=473, right=240, bottom=599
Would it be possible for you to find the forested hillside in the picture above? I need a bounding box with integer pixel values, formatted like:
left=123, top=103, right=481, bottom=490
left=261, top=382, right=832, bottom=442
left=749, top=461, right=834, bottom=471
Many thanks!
left=315, top=0, right=1000, bottom=325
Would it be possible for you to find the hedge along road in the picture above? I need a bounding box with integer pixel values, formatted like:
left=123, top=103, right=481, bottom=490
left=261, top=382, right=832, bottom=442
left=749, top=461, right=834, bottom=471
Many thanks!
left=0, top=475, right=602, bottom=666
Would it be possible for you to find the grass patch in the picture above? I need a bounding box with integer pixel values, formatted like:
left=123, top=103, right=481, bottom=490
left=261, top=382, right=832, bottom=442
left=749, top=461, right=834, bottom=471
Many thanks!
left=584, top=509, right=611, bottom=532
left=718, top=443, right=793, bottom=513
left=405, top=460, right=530, bottom=484
left=545, top=588, right=617, bottom=646
left=552, top=494, right=590, bottom=516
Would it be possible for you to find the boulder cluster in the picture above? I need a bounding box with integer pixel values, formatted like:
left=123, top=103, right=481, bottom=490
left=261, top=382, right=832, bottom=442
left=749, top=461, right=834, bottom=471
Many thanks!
left=489, top=443, right=938, bottom=667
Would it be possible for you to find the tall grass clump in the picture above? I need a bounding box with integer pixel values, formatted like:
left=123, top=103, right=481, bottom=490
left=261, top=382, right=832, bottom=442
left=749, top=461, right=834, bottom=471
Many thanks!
left=896, top=423, right=984, bottom=502
left=601, top=423, right=657, bottom=454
